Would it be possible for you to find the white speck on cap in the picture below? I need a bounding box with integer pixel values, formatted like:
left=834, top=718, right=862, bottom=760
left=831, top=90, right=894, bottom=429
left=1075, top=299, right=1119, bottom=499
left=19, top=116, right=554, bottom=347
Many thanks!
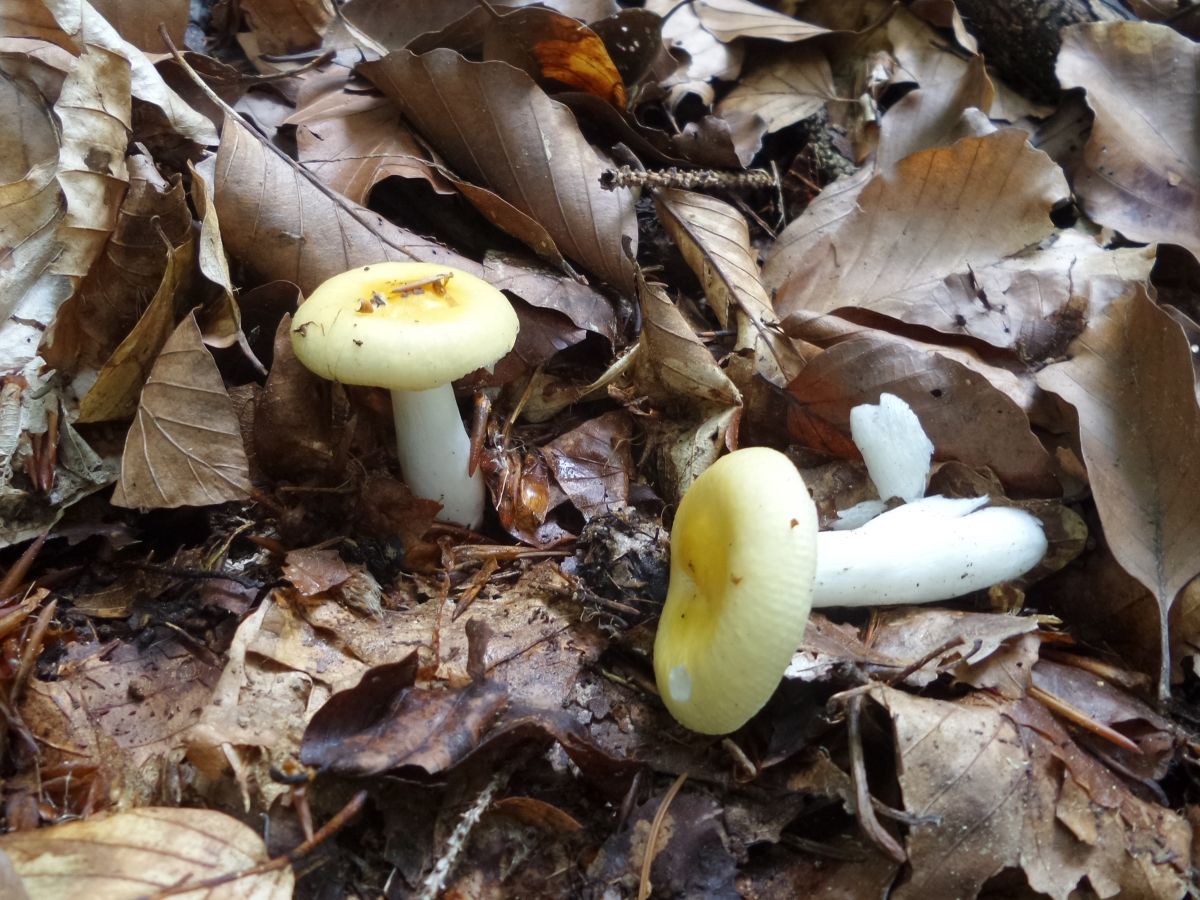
left=669, top=665, right=692, bottom=703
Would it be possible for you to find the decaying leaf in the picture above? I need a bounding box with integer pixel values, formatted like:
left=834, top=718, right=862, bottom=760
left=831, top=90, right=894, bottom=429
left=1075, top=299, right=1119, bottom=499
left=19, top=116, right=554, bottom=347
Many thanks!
left=1057, top=23, right=1200, bottom=259
left=873, top=686, right=1192, bottom=899
left=1037, top=287, right=1200, bottom=696
left=111, top=313, right=252, bottom=508
left=540, top=410, right=633, bottom=519
left=361, top=48, right=637, bottom=292
left=0, top=807, right=292, bottom=899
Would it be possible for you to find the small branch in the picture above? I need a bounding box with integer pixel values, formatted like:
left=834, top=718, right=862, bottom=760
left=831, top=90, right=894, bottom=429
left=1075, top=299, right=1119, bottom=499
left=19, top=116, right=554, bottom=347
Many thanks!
left=846, top=694, right=907, bottom=864
left=418, top=767, right=513, bottom=900
left=602, top=166, right=776, bottom=193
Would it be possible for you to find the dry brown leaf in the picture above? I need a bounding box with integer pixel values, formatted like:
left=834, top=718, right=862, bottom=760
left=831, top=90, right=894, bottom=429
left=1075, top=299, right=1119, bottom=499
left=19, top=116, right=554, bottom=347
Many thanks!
left=1037, top=287, right=1200, bottom=696
left=18, top=637, right=221, bottom=808
left=765, top=130, right=1072, bottom=342
left=482, top=5, right=628, bottom=105
left=45, top=155, right=191, bottom=376
left=482, top=252, right=618, bottom=342
left=77, top=229, right=190, bottom=423
left=654, top=188, right=803, bottom=387
left=288, top=90, right=452, bottom=205
left=361, top=48, right=637, bottom=292
left=1057, top=23, right=1200, bottom=258
left=27, top=0, right=216, bottom=144
left=213, top=112, right=480, bottom=293
left=50, top=44, right=129, bottom=279
left=0, top=807, right=292, bottom=899
left=876, top=54, right=994, bottom=171
left=239, top=0, right=334, bottom=56
left=89, top=0, right=187, bottom=51
left=540, top=410, right=633, bottom=519
left=0, top=62, right=65, bottom=371
left=715, top=43, right=835, bottom=160
left=785, top=333, right=1058, bottom=495
left=873, top=686, right=1191, bottom=900
left=692, top=0, right=828, bottom=43
left=630, top=276, right=741, bottom=498
left=111, top=313, right=252, bottom=509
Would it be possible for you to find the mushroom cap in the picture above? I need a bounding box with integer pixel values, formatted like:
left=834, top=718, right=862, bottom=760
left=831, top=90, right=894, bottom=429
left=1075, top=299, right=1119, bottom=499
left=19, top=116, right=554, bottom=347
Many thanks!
left=291, top=262, right=519, bottom=391
left=653, top=447, right=818, bottom=734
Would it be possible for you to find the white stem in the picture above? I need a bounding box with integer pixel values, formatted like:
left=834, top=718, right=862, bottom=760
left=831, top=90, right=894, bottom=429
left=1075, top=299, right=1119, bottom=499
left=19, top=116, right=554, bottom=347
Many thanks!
left=812, top=496, right=1048, bottom=607
left=390, top=384, right=484, bottom=528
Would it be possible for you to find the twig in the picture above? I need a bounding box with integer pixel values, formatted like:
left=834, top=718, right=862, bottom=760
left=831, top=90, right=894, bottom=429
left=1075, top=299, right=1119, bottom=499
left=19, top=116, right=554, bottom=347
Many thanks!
left=11, top=599, right=56, bottom=703
left=417, top=767, right=512, bottom=900
left=602, top=166, right=776, bottom=192
left=846, top=694, right=906, bottom=863
left=146, top=790, right=368, bottom=898
left=1028, top=684, right=1142, bottom=754
left=638, top=772, right=688, bottom=900
left=886, top=637, right=982, bottom=686
left=1, top=533, right=48, bottom=600
left=125, top=560, right=264, bottom=590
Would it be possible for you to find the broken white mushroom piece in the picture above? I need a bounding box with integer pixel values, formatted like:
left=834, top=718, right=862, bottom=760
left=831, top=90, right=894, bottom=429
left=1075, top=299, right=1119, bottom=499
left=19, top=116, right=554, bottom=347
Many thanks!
left=850, top=392, right=934, bottom=503
left=816, top=392, right=1048, bottom=606
left=291, top=262, right=519, bottom=528
left=812, top=495, right=1048, bottom=607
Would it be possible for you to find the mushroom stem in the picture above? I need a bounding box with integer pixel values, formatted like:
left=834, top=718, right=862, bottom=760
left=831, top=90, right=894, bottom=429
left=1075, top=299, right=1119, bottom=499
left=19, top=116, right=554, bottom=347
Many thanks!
left=390, top=384, right=485, bottom=529
left=812, top=496, right=1047, bottom=607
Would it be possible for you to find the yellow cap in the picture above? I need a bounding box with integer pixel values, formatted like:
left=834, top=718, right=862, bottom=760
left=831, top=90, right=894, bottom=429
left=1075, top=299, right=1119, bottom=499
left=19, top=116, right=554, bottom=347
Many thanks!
left=291, top=262, right=519, bottom=391
left=653, top=447, right=817, bottom=734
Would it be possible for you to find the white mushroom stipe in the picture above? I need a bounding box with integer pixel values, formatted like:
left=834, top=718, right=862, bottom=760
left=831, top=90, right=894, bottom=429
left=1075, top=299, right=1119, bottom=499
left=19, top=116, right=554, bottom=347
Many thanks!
left=832, top=499, right=886, bottom=530
left=812, top=495, right=1048, bottom=607
left=391, top=384, right=484, bottom=530
left=850, top=392, right=934, bottom=503
left=669, top=665, right=692, bottom=703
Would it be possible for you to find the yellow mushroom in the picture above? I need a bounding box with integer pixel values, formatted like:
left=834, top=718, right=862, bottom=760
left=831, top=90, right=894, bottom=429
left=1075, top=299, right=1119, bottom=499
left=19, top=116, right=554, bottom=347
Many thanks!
left=291, top=263, right=519, bottom=528
left=653, top=447, right=818, bottom=734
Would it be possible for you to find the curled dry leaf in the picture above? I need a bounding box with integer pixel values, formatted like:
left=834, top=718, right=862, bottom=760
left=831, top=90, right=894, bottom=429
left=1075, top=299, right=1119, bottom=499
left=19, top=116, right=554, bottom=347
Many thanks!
left=481, top=5, right=628, bottom=105
left=76, top=228, right=190, bottom=423
left=876, top=54, right=994, bottom=172
left=45, top=155, right=192, bottom=376
left=1037, top=287, right=1200, bottom=697
left=361, top=48, right=637, bottom=292
left=715, top=43, right=835, bottom=162
left=31, top=0, right=216, bottom=143
left=111, top=313, right=252, bottom=509
left=630, top=277, right=741, bottom=497
left=654, top=188, right=804, bottom=385
left=0, top=807, right=293, bottom=899
left=1057, top=23, right=1200, bottom=259
left=213, top=112, right=479, bottom=293
left=765, top=130, right=1072, bottom=347
left=691, top=0, right=828, bottom=43
left=0, top=65, right=65, bottom=370
left=49, top=45, right=130, bottom=279
left=784, top=333, right=1058, bottom=496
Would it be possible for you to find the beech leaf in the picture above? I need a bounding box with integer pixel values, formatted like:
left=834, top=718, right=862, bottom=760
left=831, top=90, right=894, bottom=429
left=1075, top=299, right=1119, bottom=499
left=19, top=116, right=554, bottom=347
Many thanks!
left=1057, top=23, right=1200, bottom=259
left=0, top=807, right=292, bottom=899
left=764, top=130, right=1071, bottom=345
left=112, top=313, right=252, bottom=509
left=360, top=48, right=637, bottom=292
left=1037, top=287, right=1200, bottom=696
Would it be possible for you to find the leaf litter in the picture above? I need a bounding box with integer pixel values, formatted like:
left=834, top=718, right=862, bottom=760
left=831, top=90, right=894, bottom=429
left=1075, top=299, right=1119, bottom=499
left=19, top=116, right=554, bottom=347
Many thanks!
left=1, top=1, right=1199, bottom=898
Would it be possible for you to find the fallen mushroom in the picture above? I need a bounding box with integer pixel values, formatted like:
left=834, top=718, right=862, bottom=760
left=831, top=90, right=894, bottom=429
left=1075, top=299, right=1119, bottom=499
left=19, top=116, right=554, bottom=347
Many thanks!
left=813, top=495, right=1048, bottom=607
left=291, top=263, right=519, bottom=528
left=653, top=447, right=818, bottom=735
left=815, top=393, right=1048, bottom=606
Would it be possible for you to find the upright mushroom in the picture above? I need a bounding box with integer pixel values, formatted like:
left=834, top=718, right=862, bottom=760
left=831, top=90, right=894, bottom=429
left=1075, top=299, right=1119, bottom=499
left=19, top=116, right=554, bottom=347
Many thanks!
left=653, top=447, right=818, bottom=735
left=291, top=262, right=519, bottom=528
